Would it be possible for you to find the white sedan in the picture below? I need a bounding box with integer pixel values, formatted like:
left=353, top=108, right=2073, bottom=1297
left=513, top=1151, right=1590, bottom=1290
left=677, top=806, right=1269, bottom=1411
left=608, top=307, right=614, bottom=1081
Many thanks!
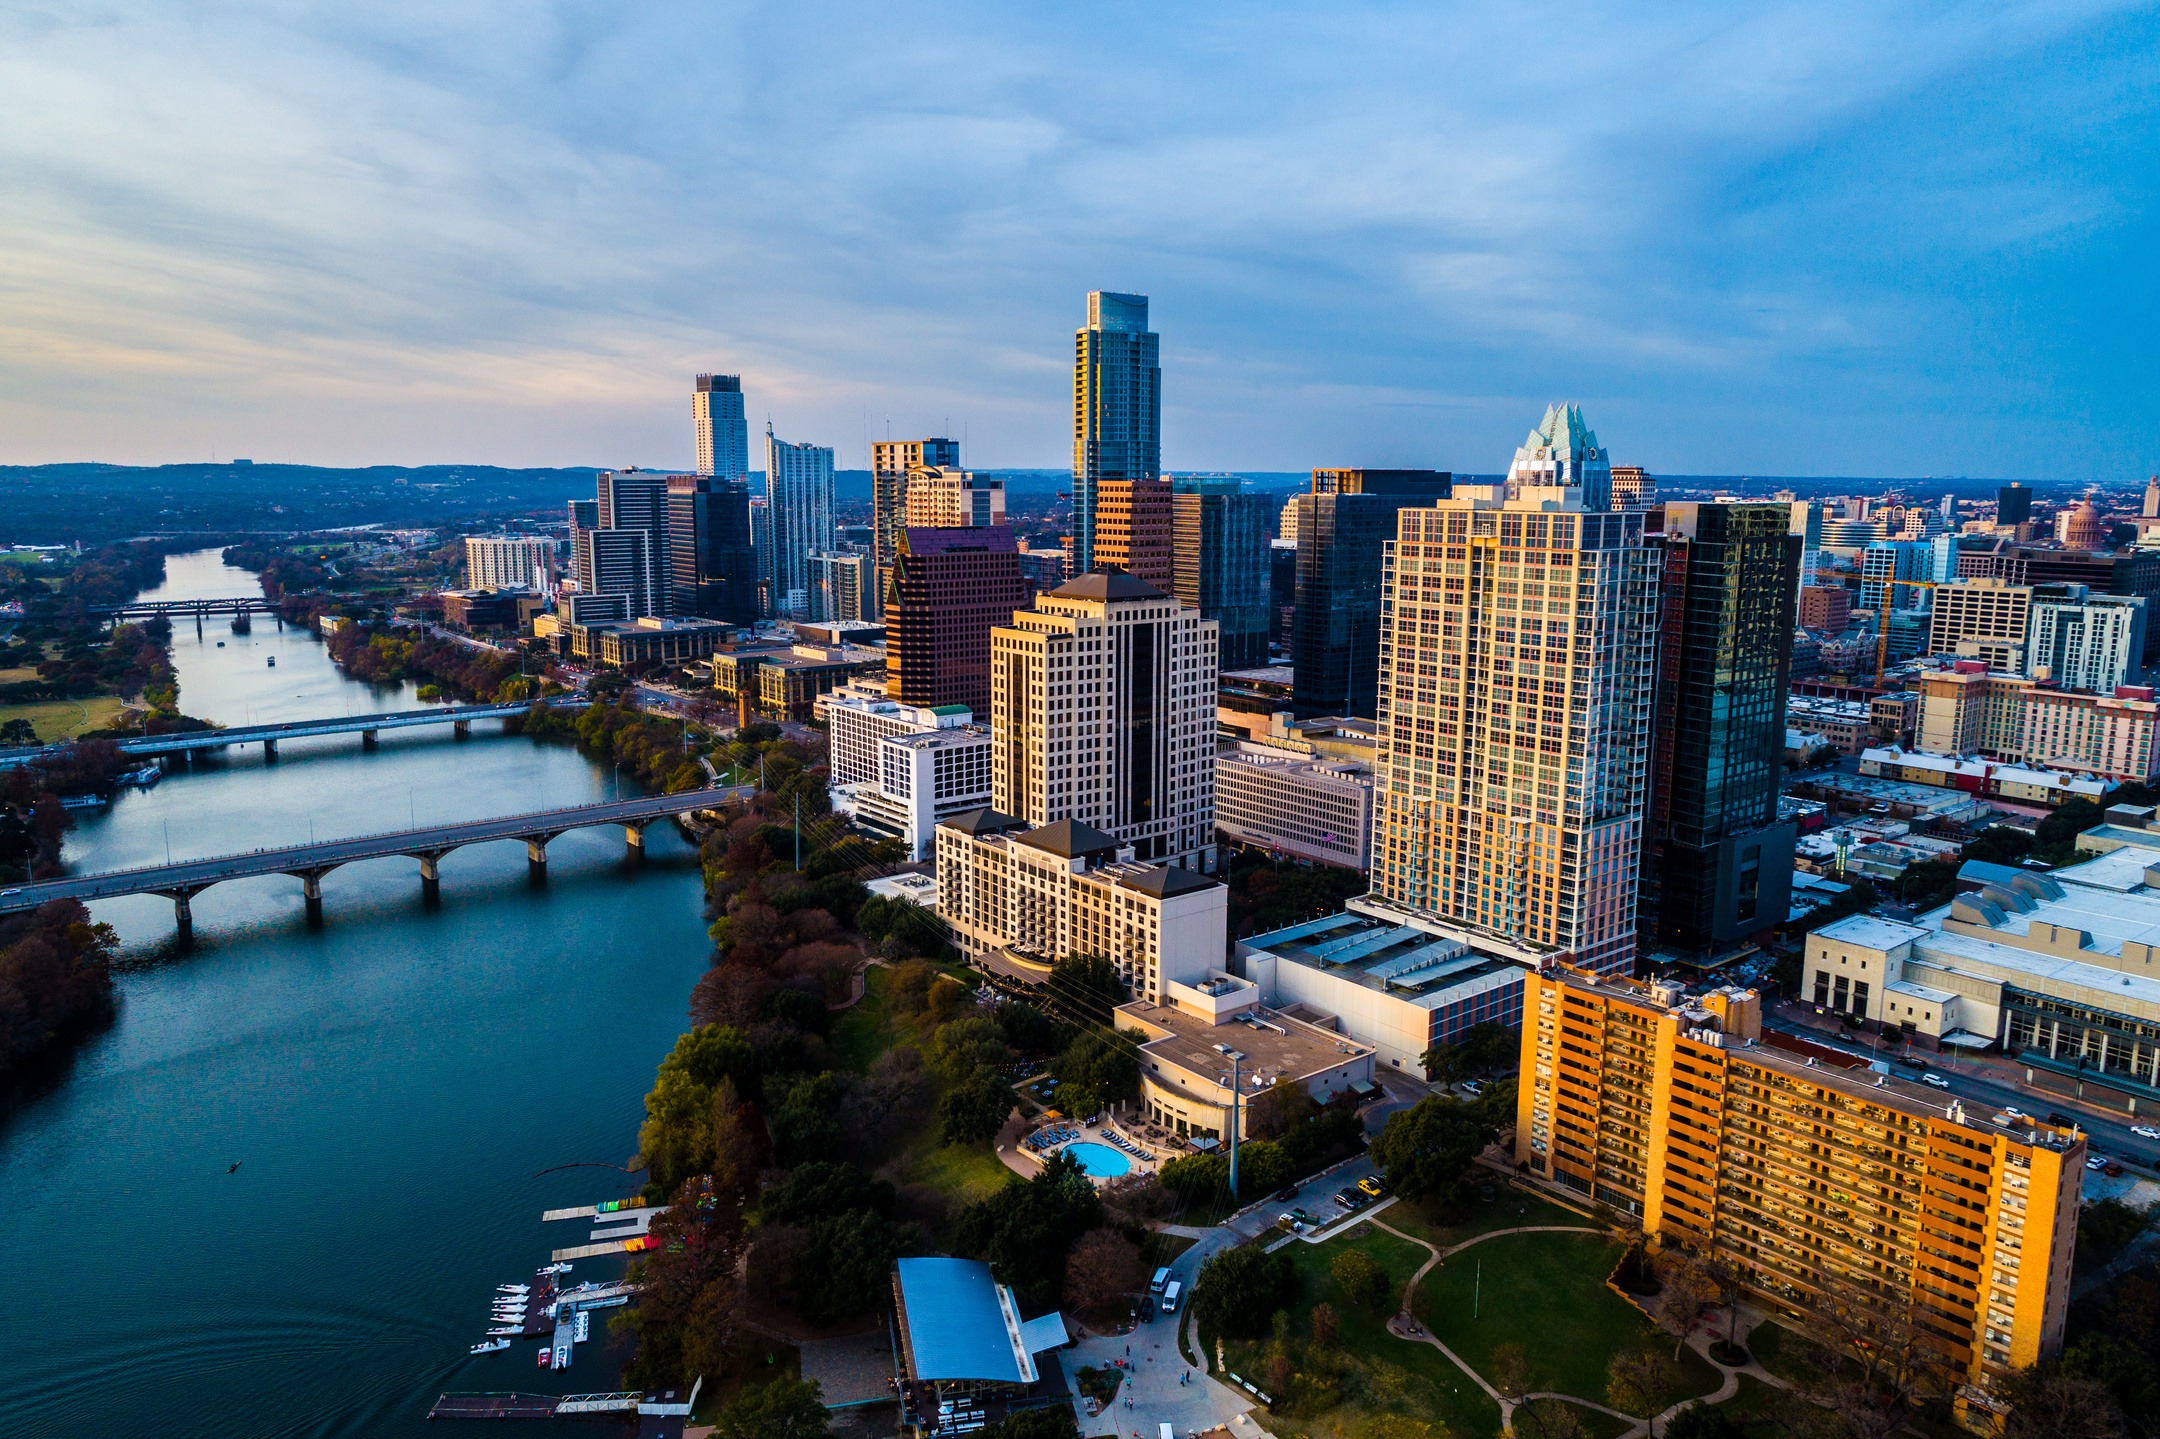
left=2132, top=1125, right=2160, bottom=1141
left=1921, top=1074, right=1951, bottom=1089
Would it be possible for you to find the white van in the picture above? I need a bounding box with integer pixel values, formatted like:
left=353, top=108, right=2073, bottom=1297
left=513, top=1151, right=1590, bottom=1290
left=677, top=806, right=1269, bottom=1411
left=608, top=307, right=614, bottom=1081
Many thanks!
left=1149, top=1266, right=1171, bottom=1296
left=1161, top=1280, right=1182, bottom=1314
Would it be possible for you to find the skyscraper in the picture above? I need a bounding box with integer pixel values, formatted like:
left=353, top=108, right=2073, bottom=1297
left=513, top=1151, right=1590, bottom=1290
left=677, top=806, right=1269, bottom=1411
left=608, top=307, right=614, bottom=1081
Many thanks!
left=1171, top=477, right=1272, bottom=672
left=1638, top=504, right=1800, bottom=958
left=884, top=527, right=1030, bottom=719
left=1071, top=291, right=1160, bottom=575
left=567, top=498, right=598, bottom=590
left=873, top=437, right=960, bottom=571
left=693, top=374, right=748, bottom=479
left=1507, top=403, right=1612, bottom=509
left=666, top=473, right=757, bottom=624
left=902, top=467, right=1006, bottom=529
left=1367, top=425, right=1658, bottom=977
left=1291, top=469, right=1452, bottom=720
left=1093, top=478, right=1173, bottom=593
left=990, top=570, right=1217, bottom=871
left=595, top=469, right=673, bottom=616
left=1999, top=483, right=2033, bottom=526
left=764, top=426, right=835, bottom=620
left=464, top=535, right=555, bottom=590
left=807, top=551, right=879, bottom=624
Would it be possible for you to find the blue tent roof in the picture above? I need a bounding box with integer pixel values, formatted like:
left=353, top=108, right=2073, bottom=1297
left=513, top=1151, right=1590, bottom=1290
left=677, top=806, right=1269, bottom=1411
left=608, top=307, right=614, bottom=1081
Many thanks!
left=895, top=1258, right=1028, bottom=1383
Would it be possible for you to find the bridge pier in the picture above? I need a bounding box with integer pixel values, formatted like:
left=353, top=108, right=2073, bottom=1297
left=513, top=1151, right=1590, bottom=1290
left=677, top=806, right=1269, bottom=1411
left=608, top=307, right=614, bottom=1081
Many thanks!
left=414, top=849, right=450, bottom=899
left=454, top=719, right=472, bottom=738
left=625, top=821, right=649, bottom=855
left=195, top=613, right=204, bottom=639
left=527, top=837, right=549, bottom=876
left=361, top=729, right=378, bottom=751
left=262, top=738, right=278, bottom=762
left=158, top=885, right=209, bottom=948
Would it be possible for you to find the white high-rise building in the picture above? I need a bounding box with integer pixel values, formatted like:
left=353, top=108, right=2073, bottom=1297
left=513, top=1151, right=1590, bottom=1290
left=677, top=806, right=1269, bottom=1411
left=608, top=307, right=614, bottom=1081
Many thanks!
left=694, top=374, right=748, bottom=479
left=1367, top=423, right=1659, bottom=976
left=2027, top=588, right=2148, bottom=693
left=903, top=467, right=1006, bottom=529
left=763, top=426, right=834, bottom=620
left=989, top=570, right=1218, bottom=872
left=465, top=535, right=554, bottom=590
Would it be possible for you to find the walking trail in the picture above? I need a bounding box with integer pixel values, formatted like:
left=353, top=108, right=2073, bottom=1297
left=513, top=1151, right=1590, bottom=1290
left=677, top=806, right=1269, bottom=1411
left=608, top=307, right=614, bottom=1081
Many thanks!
left=1361, top=1213, right=1793, bottom=1437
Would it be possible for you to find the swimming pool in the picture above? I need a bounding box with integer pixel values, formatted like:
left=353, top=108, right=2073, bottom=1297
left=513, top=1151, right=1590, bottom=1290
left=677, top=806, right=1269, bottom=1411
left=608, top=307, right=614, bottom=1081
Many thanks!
left=1061, top=1142, right=1132, bottom=1178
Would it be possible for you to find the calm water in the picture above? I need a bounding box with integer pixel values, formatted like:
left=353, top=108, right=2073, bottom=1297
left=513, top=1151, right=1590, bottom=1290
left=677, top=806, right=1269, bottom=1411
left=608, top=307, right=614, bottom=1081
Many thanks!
left=2, top=551, right=710, bottom=1438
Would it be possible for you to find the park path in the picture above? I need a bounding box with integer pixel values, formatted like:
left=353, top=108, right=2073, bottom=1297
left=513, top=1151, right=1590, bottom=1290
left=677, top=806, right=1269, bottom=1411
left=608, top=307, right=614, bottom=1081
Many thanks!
left=1364, top=1214, right=1794, bottom=1437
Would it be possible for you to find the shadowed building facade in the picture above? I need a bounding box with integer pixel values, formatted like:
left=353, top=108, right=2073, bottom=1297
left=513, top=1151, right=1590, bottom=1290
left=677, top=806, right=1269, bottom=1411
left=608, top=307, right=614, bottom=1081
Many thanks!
left=1290, top=468, right=1452, bottom=720
left=884, top=526, right=1028, bottom=720
left=1172, top=477, right=1272, bottom=672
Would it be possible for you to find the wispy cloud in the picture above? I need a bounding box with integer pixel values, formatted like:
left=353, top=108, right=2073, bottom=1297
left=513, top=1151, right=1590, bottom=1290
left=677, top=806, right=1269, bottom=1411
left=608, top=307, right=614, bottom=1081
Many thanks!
left=1, top=0, right=2154, bottom=478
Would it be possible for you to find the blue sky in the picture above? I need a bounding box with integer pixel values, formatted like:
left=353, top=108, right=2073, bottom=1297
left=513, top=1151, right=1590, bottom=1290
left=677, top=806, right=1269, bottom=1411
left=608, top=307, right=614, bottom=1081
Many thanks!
left=3, top=1, right=2154, bottom=480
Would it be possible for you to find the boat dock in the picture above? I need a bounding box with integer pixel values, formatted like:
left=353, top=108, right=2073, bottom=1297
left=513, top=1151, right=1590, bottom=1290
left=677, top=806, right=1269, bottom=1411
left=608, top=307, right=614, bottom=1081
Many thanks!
left=547, top=1197, right=663, bottom=1261
left=428, top=1384, right=696, bottom=1433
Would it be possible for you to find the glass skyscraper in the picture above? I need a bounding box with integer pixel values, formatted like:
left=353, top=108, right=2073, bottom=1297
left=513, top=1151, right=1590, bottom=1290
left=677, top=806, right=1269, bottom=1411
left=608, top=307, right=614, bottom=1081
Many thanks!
left=764, top=426, right=835, bottom=620
left=1071, top=291, right=1160, bottom=575
left=693, top=374, right=748, bottom=479
left=1171, top=477, right=1272, bottom=671
left=1291, top=469, right=1452, bottom=719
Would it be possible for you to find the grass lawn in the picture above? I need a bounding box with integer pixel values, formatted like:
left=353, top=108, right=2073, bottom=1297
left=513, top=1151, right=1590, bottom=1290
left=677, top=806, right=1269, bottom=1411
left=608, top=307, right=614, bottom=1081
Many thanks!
left=830, top=965, right=896, bottom=1073
left=900, top=1135, right=1017, bottom=1208
left=1721, top=1372, right=1794, bottom=1437
left=0, top=695, right=128, bottom=741
left=1212, top=1223, right=1503, bottom=1439
left=1747, top=1319, right=1855, bottom=1388
left=1413, top=1231, right=1721, bottom=1417
left=1373, top=1185, right=1595, bottom=1251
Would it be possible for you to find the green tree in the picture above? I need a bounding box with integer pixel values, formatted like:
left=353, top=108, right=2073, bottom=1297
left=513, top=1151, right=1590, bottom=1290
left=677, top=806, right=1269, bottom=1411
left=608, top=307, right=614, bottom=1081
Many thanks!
left=1234, top=1138, right=1292, bottom=1197
left=928, top=1016, right=1012, bottom=1082
left=984, top=1409, right=1080, bottom=1439
left=1051, top=1026, right=1140, bottom=1105
left=1660, top=1406, right=1744, bottom=1439
left=951, top=1149, right=1103, bottom=1309
left=1330, top=1247, right=1393, bottom=1312
left=1047, top=952, right=1125, bottom=1023
left=712, top=1376, right=833, bottom=1439
left=793, top=1208, right=906, bottom=1326
left=1367, top=1096, right=1494, bottom=1207
left=757, top=1161, right=893, bottom=1225
left=1192, top=1243, right=1295, bottom=1339
left=2037, top=798, right=2106, bottom=858
left=1160, top=1152, right=1231, bottom=1203
left=1961, top=826, right=2034, bottom=867
left=939, top=1069, right=1017, bottom=1146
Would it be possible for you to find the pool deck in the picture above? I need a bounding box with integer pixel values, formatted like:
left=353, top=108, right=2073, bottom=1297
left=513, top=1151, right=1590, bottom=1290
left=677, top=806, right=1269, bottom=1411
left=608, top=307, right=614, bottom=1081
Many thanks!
left=998, top=1113, right=1168, bottom=1189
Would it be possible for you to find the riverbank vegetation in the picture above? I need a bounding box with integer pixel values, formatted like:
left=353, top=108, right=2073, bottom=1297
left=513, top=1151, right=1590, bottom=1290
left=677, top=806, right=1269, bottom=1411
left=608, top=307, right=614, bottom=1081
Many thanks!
left=514, top=701, right=710, bottom=794
left=0, top=898, right=118, bottom=1077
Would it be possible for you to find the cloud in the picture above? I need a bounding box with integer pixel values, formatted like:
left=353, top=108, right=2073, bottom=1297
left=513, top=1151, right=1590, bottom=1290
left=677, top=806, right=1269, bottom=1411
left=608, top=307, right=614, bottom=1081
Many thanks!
left=1, top=0, right=2154, bottom=479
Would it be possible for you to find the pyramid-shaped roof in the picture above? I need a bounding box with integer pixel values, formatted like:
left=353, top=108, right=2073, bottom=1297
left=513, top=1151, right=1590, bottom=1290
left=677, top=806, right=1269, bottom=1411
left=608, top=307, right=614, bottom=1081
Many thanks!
left=1049, top=566, right=1168, bottom=602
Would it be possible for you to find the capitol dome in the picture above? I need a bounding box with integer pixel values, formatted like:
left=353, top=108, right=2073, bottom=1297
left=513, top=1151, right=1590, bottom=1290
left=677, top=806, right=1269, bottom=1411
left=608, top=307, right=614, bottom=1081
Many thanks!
left=2065, top=499, right=2107, bottom=549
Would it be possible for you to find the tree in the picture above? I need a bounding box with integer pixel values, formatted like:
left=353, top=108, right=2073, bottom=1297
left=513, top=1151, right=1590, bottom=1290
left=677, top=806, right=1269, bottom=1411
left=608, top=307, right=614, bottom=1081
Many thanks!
left=939, top=1069, right=1017, bottom=1146
left=1310, top=1301, right=1339, bottom=1349
left=1234, top=1139, right=1292, bottom=1198
left=1062, top=1229, right=1145, bottom=1318
left=1513, top=1398, right=1590, bottom=1439
left=1367, top=1096, right=1494, bottom=1207
left=951, top=1150, right=1103, bottom=1309
left=1490, top=1341, right=1533, bottom=1401
left=712, top=1376, right=833, bottom=1439
left=1051, top=1025, right=1140, bottom=1106
left=1993, top=1361, right=2126, bottom=1439
left=1960, top=826, right=2034, bottom=867
left=1606, top=1345, right=1679, bottom=1417
left=927, top=1015, right=1012, bottom=1082
left=1192, top=1244, right=1295, bottom=1339
left=1159, top=1152, right=1231, bottom=1204
left=983, top=1410, right=1080, bottom=1439
left=2038, top=798, right=2106, bottom=854
left=1246, top=1076, right=1320, bottom=1140
left=1046, top=951, right=1125, bottom=1024
left=1655, top=1252, right=1720, bottom=1358
left=1420, top=1021, right=1518, bottom=1084
left=757, top=1160, right=893, bottom=1225
left=1330, top=1248, right=1393, bottom=1313
left=793, top=1208, right=906, bottom=1326
left=1661, top=1405, right=1744, bottom=1439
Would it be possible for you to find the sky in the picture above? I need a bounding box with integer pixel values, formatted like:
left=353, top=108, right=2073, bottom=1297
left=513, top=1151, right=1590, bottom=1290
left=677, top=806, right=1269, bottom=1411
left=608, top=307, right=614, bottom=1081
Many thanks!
left=3, top=1, right=2156, bottom=481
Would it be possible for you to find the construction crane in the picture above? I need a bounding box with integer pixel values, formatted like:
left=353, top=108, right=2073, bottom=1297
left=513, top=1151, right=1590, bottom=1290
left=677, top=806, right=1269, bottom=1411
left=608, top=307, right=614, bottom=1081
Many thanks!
left=1872, top=578, right=1938, bottom=686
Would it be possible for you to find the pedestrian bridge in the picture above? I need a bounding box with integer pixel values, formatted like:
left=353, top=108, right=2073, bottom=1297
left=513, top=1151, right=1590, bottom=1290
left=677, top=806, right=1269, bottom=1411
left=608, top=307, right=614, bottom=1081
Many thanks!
left=0, top=699, right=589, bottom=769
left=0, top=786, right=748, bottom=944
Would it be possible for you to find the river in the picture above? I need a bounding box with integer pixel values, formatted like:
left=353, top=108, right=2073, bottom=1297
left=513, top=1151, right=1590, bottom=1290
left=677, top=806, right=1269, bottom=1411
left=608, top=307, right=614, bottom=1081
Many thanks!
left=1, top=550, right=710, bottom=1438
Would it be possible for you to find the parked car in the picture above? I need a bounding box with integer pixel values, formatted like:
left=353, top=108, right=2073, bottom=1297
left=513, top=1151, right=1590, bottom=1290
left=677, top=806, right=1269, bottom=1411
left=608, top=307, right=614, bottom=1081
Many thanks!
left=1921, top=1073, right=1951, bottom=1089
left=2087, top=1155, right=2108, bottom=1171
left=2048, top=1112, right=2076, bottom=1127
left=2003, top=1106, right=2028, bottom=1119
left=2105, top=1164, right=2126, bottom=1177
left=1331, top=1193, right=1355, bottom=1211
left=1274, top=1186, right=1300, bottom=1202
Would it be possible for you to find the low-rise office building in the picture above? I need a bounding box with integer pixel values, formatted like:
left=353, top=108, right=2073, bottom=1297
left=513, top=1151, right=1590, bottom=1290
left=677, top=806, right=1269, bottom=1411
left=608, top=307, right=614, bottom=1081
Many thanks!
left=826, top=693, right=977, bottom=786
left=755, top=644, right=886, bottom=720
left=1115, top=975, right=1375, bottom=1141
left=441, top=587, right=546, bottom=632
left=1859, top=746, right=2115, bottom=807
left=1516, top=962, right=2082, bottom=1396
left=835, top=723, right=994, bottom=861
left=935, top=811, right=1227, bottom=1004
left=1213, top=741, right=1377, bottom=870
left=565, top=614, right=739, bottom=668
left=1234, top=905, right=1531, bottom=1074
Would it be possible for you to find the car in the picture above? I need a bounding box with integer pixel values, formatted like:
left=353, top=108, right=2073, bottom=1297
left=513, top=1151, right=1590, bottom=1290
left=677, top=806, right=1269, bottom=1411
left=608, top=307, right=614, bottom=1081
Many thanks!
left=2106, top=1164, right=2126, bottom=1177
left=1898, top=1057, right=1931, bottom=1072
left=2087, top=1155, right=2107, bottom=1171
left=1460, top=1080, right=1486, bottom=1097
left=1921, top=1073, right=1951, bottom=1089
left=1357, top=1177, right=1385, bottom=1198
left=1331, top=1193, right=1355, bottom=1210
left=2048, top=1112, right=2076, bottom=1127
left=1275, top=1186, right=1300, bottom=1202
left=2002, top=1106, right=2027, bottom=1119
left=2133, top=1125, right=2160, bottom=1141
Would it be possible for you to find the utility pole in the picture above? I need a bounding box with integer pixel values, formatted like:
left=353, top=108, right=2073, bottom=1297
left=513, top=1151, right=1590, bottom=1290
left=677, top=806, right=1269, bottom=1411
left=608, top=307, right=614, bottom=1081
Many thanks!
left=1226, top=1053, right=1243, bottom=1201
left=795, top=792, right=801, bottom=871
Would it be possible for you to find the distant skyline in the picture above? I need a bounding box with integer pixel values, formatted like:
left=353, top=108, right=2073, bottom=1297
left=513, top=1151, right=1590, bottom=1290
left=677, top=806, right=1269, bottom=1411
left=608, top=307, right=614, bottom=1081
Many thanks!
left=3, top=3, right=2155, bottom=481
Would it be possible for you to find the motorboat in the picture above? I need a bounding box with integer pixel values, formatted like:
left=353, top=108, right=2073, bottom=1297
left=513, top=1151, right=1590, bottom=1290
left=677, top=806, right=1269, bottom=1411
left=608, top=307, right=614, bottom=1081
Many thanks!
left=470, top=1339, right=510, bottom=1354
left=487, top=1325, right=523, bottom=1335
left=496, top=1285, right=529, bottom=1294
left=541, top=1262, right=573, bottom=1275
left=536, top=1348, right=553, bottom=1369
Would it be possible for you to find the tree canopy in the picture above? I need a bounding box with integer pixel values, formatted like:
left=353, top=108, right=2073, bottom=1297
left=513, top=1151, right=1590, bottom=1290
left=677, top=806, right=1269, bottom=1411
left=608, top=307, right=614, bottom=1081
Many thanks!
left=1192, top=1244, right=1295, bottom=1339
left=1368, top=1095, right=1495, bottom=1207
left=951, top=1150, right=1103, bottom=1309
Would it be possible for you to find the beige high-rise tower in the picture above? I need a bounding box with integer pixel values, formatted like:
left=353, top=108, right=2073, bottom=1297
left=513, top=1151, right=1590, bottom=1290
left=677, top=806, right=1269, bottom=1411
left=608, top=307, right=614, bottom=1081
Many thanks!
left=902, top=466, right=1006, bottom=529
left=989, top=570, right=1218, bottom=873
left=1367, top=426, right=1659, bottom=977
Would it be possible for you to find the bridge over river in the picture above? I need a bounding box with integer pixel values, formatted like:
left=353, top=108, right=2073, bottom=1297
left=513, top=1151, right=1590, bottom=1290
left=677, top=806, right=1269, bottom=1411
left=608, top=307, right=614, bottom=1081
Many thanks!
left=0, top=786, right=748, bottom=943
left=0, top=699, right=591, bottom=770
